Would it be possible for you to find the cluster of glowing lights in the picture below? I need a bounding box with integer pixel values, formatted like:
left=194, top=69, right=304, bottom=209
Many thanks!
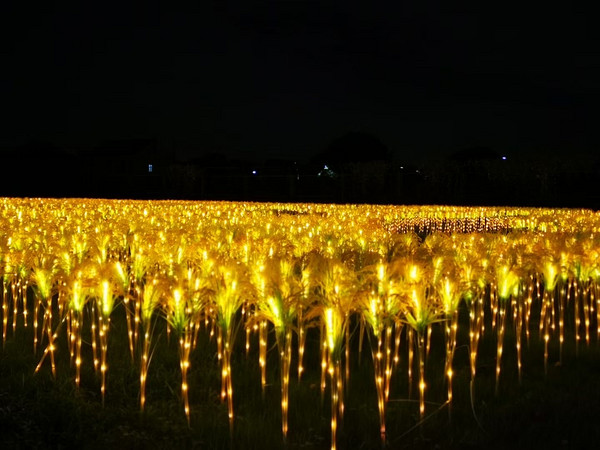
left=2, top=198, right=600, bottom=449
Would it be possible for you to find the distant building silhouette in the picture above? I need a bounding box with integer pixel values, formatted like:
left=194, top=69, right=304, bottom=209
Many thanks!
left=82, top=139, right=165, bottom=198
left=1, top=139, right=598, bottom=208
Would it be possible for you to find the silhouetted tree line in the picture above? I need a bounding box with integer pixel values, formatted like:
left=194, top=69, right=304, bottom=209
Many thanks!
left=1, top=136, right=599, bottom=209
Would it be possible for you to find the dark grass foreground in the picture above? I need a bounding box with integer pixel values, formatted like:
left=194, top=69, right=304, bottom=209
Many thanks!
left=2, top=303, right=600, bottom=450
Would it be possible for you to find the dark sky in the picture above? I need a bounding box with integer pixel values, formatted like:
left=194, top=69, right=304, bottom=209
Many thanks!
left=2, top=3, right=599, bottom=163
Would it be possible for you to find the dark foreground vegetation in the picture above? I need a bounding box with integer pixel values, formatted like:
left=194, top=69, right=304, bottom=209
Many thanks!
left=2, top=298, right=600, bottom=450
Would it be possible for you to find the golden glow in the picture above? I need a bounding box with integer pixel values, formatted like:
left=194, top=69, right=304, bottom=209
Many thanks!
left=2, top=199, right=600, bottom=448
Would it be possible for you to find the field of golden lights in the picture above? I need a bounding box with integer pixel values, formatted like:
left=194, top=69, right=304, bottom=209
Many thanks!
left=2, top=197, right=600, bottom=449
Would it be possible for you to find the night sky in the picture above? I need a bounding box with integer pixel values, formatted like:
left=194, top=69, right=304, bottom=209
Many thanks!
left=3, top=3, right=599, bottom=163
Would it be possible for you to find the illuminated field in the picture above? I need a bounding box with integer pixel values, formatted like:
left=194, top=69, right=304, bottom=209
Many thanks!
left=1, top=198, right=599, bottom=449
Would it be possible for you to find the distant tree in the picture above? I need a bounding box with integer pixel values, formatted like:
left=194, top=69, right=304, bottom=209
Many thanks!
left=166, top=164, right=199, bottom=198
left=9, top=140, right=75, bottom=197
left=312, top=131, right=391, bottom=171
left=448, top=146, right=500, bottom=162
left=307, top=132, right=392, bottom=202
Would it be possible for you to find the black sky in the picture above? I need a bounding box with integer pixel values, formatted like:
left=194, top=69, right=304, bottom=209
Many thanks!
left=2, top=3, right=599, bottom=163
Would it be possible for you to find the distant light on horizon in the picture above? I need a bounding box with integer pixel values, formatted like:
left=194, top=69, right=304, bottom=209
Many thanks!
left=318, top=164, right=336, bottom=178
left=502, top=156, right=507, bottom=160
left=252, top=170, right=257, bottom=175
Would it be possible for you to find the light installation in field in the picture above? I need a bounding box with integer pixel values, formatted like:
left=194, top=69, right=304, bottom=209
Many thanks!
left=1, top=198, right=600, bottom=449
